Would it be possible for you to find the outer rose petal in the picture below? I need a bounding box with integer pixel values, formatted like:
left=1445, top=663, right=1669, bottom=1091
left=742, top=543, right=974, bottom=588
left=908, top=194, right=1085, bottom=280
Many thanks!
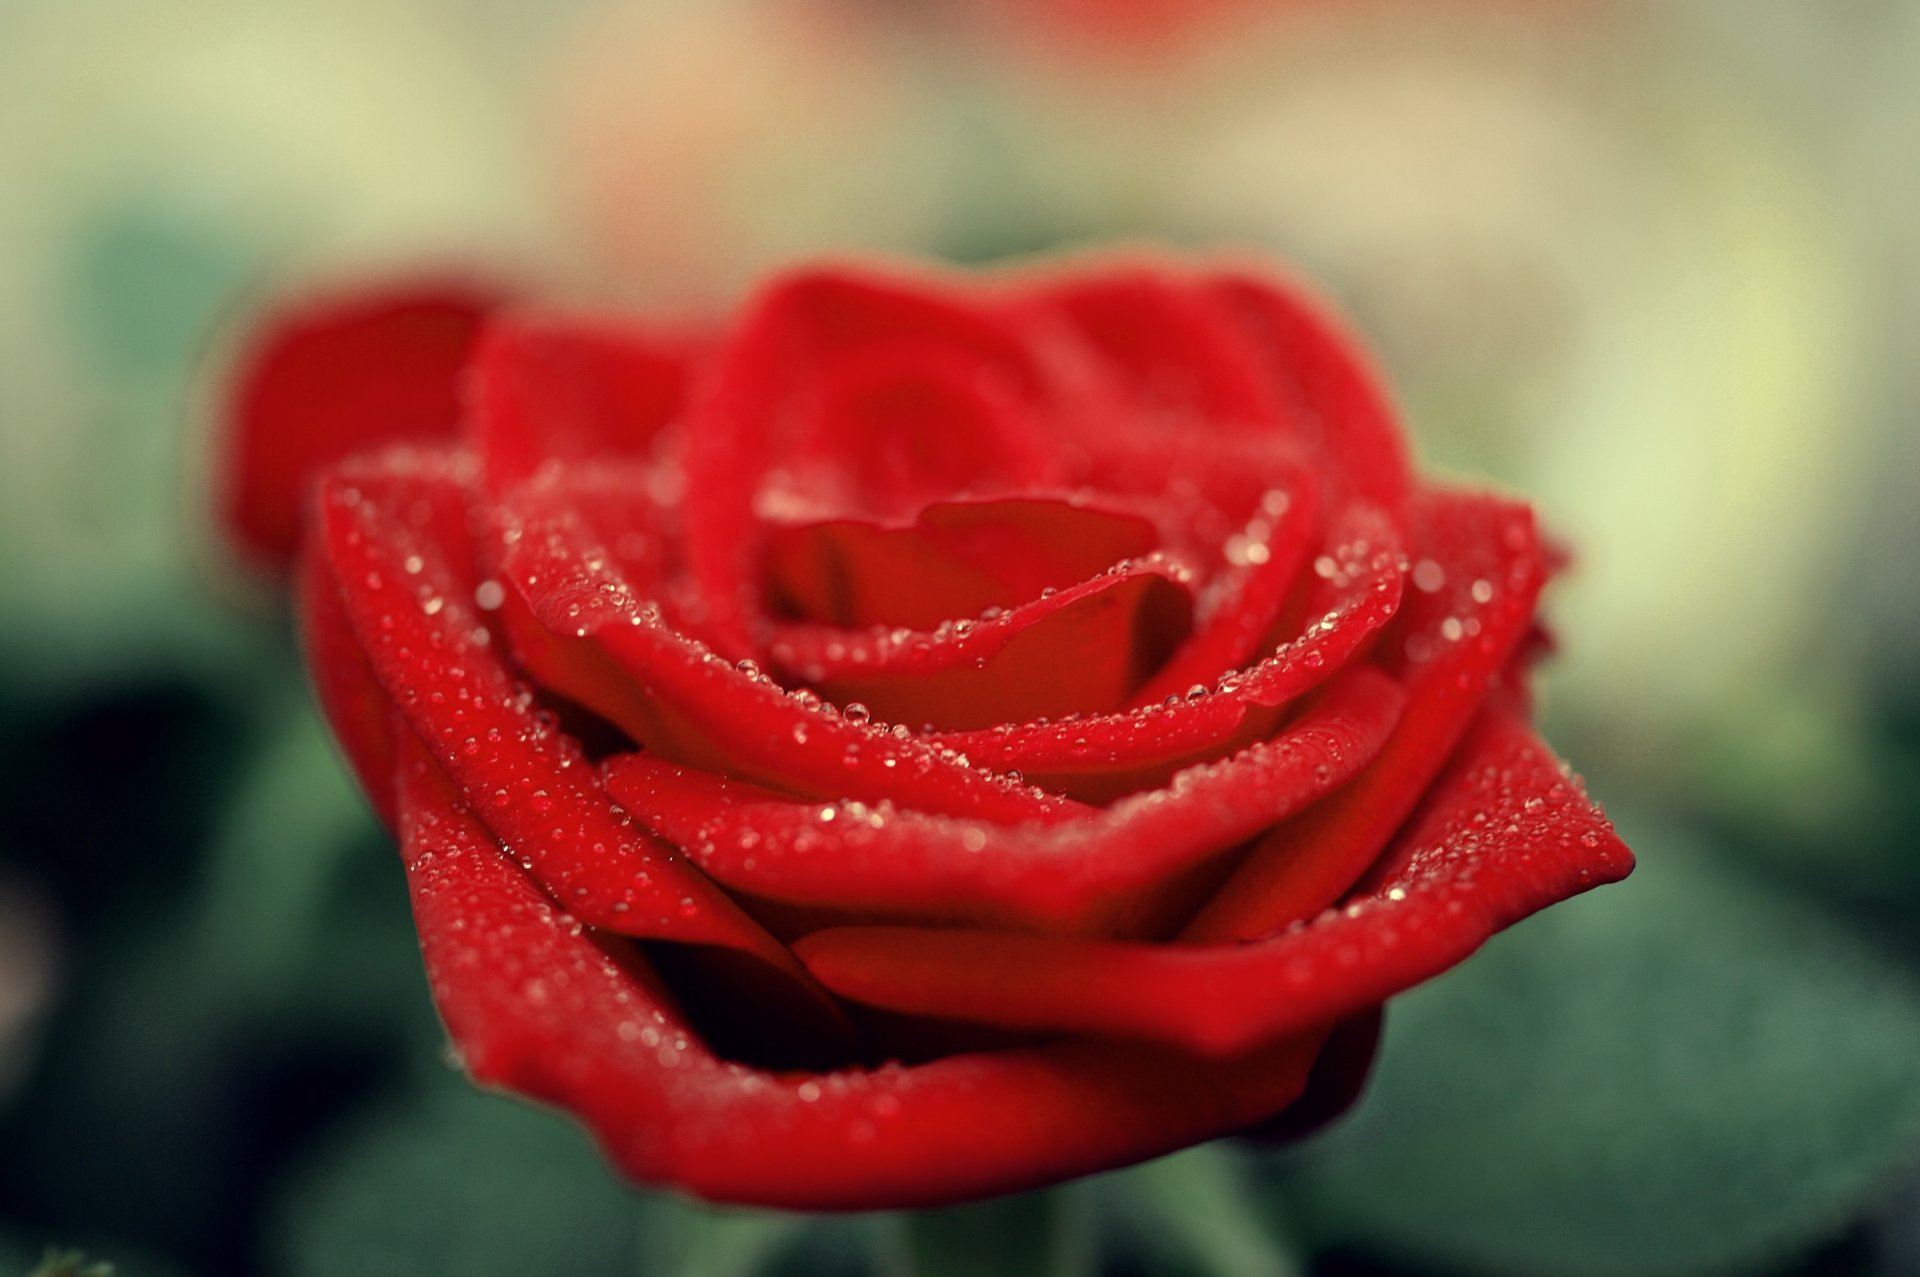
left=216, top=280, right=501, bottom=570
left=1182, top=487, right=1544, bottom=942
left=793, top=705, right=1631, bottom=1057
left=602, top=665, right=1403, bottom=936
left=311, top=453, right=842, bottom=1039
left=400, top=745, right=1332, bottom=1209
left=298, top=532, right=401, bottom=825
left=469, top=311, right=705, bottom=491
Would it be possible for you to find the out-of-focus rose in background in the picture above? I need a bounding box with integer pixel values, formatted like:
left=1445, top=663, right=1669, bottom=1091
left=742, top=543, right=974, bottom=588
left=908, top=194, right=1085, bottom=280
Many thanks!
left=3, top=2, right=1919, bottom=1274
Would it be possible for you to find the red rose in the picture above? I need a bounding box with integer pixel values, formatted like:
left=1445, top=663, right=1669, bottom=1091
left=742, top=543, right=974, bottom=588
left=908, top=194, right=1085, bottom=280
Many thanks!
left=214, top=256, right=1631, bottom=1209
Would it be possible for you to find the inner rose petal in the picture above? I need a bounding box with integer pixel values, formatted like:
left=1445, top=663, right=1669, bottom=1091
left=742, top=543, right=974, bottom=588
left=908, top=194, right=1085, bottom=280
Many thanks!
left=682, top=268, right=1051, bottom=657
left=768, top=563, right=1194, bottom=733
left=774, top=344, right=1059, bottom=523
left=490, top=480, right=1076, bottom=824
left=763, top=497, right=1162, bottom=631
left=1007, top=265, right=1283, bottom=426
left=926, top=502, right=1404, bottom=802
left=1204, top=270, right=1412, bottom=513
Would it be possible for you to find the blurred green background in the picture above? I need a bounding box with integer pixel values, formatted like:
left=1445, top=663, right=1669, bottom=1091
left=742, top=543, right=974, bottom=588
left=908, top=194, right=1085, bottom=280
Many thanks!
left=2, top=1, right=1918, bottom=1274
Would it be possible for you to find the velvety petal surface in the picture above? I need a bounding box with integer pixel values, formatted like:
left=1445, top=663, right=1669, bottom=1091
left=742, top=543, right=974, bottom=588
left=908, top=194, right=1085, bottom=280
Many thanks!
left=769, top=563, right=1194, bottom=731
left=401, top=747, right=1331, bottom=1209
left=680, top=268, right=1055, bottom=656
left=470, top=311, right=703, bottom=490
left=309, top=453, right=833, bottom=1015
left=603, top=665, right=1403, bottom=936
left=927, top=502, right=1404, bottom=801
left=490, top=479, right=1075, bottom=824
left=763, top=497, right=1162, bottom=631
left=1182, top=488, right=1545, bottom=942
left=219, top=253, right=1633, bottom=1212
left=793, top=704, right=1631, bottom=1057
left=217, top=280, right=500, bottom=570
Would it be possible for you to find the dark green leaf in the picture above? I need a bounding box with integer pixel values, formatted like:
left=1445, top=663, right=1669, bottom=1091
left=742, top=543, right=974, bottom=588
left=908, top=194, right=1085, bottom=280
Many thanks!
left=275, top=1081, right=636, bottom=1277
left=1277, top=814, right=1920, bottom=1277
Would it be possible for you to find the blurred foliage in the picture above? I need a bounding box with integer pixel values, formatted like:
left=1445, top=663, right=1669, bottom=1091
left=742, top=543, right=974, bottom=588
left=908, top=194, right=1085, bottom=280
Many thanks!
left=1275, top=812, right=1920, bottom=1277
left=1, top=1, right=1917, bottom=1275
left=27, top=1252, right=114, bottom=1277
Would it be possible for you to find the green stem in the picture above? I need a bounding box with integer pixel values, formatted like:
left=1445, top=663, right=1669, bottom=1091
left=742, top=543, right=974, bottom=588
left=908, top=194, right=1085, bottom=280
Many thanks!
left=636, top=1198, right=807, bottom=1277
left=877, top=1183, right=1097, bottom=1277
left=1123, top=1145, right=1302, bottom=1277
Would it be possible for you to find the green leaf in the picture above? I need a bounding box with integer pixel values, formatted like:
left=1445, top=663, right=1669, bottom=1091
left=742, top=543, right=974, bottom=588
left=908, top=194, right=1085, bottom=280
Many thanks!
left=1276, top=813, right=1920, bottom=1277
left=275, top=1081, right=636, bottom=1277
left=191, top=695, right=384, bottom=1004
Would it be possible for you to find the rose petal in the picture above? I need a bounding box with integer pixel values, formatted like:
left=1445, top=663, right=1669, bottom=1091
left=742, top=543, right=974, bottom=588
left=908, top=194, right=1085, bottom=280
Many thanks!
left=1242, top=1008, right=1384, bottom=1143
left=1130, top=477, right=1322, bottom=706
left=794, top=705, right=1631, bottom=1057
left=764, top=497, right=1162, bottom=631
left=604, top=664, right=1403, bottom=936
left=401, top=750, right=1330, bottom=1209
left=1010, top=263, right=1284, bottom=427
left=470, top=311, right=704, bottom=490
left=682, top=267, right=1049, bottom=656
left=490, top=481, right=1075, bottom=824
left=927, top=502, right=1404, bottom=801
left=770, top=563, right=1194, bottom=731
left=216, top=280, right=500, bottom=570
left=776, top=341, right=1060, bottom=521
left=312, top=453, right=832, bottom=1003
left=1181, top=488, right=1545, bottom=942
left=1205, top=269, right=1412, bottom=512
left=297, top=531, right=401, bottom=825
